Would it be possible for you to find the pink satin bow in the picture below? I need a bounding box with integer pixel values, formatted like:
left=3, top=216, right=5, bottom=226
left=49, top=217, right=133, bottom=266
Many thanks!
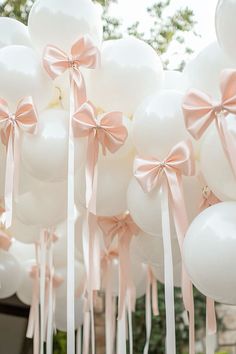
left=73, top=102, right=128, bottom=213
left=98, top=213, right=140, bottom=318
left=0, top=97, right=37, bottom=228
left=43, top=36, right=100, bottom=107
left=0, top=230, right=11, bottom=250
left=183, top=69, right=236, bottom=176
left=134, top=140, right=196, bottom=354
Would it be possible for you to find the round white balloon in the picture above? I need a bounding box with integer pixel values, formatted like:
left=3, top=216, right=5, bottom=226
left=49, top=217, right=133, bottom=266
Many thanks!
left=0, top=45, right=53, bottom=111
left=0, top=250, right=22, bottom=299
left=152, top=262, right=182, bottom=288
left=127, top=175, right=201, bottom=236
left=216, top=0, right=236, bottom=63
left=22, top=109, right=82, bottom=182
left=55, top=261, right=85, bottom=299
left=0, top=18, right=31, bottom=49
left=200, top=117, right=236, bottom=201
left=76, top=154, right=133, bottom=216
left=9, top=217, right=40, bottom=244
left=184, top=201, right=236, bottom=304
left=86, top=36, right=163, bottom=116
left=17, top=259, right=36, bottom=305
left=133, top=90, right=189, bottom=159
left=9, top=240, right=35, bottom=262
left=162, top=70, right=187, bottom=93
left=183, top=42, right=235, bottom=99
left=28, top=0, right=103, bottom=52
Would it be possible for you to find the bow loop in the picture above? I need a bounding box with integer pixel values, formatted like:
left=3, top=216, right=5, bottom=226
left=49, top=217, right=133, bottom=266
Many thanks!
left=43, top=45, right=70, bottom=79
left=71, top=36, right=100, bottom=69
left=134, top=140, right=195, bottom=193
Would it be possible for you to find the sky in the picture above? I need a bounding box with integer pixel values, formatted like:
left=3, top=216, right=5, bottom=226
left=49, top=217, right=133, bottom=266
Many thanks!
left=108, top=0, right=219, bottom=68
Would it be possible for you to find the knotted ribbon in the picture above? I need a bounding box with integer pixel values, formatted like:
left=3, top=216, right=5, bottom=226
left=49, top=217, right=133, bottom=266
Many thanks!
left=43, top=36, right=100, bottom=354
left=73, top=101, right=128, bottom=213
left=98, top=213, right=140, bottom=318
left=43, top=35, right=100, bottom=108
left=182, top=69, right=236, bottom=177
left=0, top=97, right=37, bottom=228
left=134, top=140, right=196, bottom=354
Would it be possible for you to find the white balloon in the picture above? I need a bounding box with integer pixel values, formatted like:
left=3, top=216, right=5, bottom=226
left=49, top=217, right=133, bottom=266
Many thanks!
left=9, top=240, right=35, bottom=262
left=22, top=109, right=84, bottom=182
left=86, top=36, right=163, bottom=116
left=0, top=18, right=31, bottom=49
left=0, top=45, right=53, bottom=111
left=0, top=141, right=6, bottom=198
left=183, top=42, right=235, bottom=99
left=17, top=259, right=35, bottom=305
left=216, top=0, right=236, bottom=63
left=184, top=201, right=236, bottom=304
left=76, top=155, right=133, bottom=216
left=28, top=0, right=103, bottom=52
left=162, top=70, right=187, bottom=93
left=0, top=250, right=22, bottom=299
left=15, top=179, right=67, bottom=227
left=9, top=217, right=40, bottom=244
left=55, top=296, right=84, bottom=332
left=131, top=232, right=181, bottom=267
left=127, top=175, right=201, bottom=236
left=133, top=90, right=189, bottom=159
left=200, top=118, right=236, bottom=201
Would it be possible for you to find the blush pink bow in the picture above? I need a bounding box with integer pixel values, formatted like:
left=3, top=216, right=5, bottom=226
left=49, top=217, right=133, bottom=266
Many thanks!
left=98, top=213, right=140, bottom=318
left=73, top=102, right=128, bottom=213
left=0, top=230, right=11, bottom=251
left=43, top=35, right=100, bottom=108
left=134, top=140, right=196, bottom=354
left=0, top=97, right=38, bottom=228
left=182, top=69, right=236, bottom=176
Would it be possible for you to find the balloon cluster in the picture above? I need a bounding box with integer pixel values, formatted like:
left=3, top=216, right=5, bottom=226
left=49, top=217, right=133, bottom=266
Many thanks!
left=0, top=0, right=236, bottom=353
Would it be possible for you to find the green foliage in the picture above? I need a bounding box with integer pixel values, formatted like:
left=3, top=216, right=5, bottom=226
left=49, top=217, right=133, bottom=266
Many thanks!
left=53, top=331, right=66, bottom=354
left=132, top=285, right=207, bottom=354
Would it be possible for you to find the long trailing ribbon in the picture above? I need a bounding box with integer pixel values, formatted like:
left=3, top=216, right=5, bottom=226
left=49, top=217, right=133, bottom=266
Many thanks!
left=0, top=97, right=37, bottom=228
left=98, top=213, right=140, bottom=318
left=134, top=140, right=196, bottom=354
left=43, top=35, right=100, bottom=354
left=182, top=68, right=236, bottom=177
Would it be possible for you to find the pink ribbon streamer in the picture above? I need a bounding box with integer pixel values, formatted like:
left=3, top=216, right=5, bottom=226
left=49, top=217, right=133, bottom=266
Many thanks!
left=134, top=140, right=196, bottom=354
left=98, top=213, right=140, bottom=318
left=0, top=230, right=12, bottom=250
left=43, top=35, right=100, bottom=354
left=183, top=69, right=236, bottom=177
left=0, top=97, right=37, bottom=228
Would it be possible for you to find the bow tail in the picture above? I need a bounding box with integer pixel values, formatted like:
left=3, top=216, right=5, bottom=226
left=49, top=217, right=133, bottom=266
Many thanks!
left=143, top=267, right=152, bottom=354
left=85, top=134, right=99, bottom=214
left=160, top=179, right=176, bottom=354
left=117, top=232, right=134, bottom=319
left=216, top=113, right=236, bottom=177
left=104, top=260, right=115, bottom=354
left=3, top=127, right=15, bottom=228
left=46, top=233, right=54, bottom=354
left=71, top=69, right=87, bottom=108
left=167, top=172, right=195, bottom=354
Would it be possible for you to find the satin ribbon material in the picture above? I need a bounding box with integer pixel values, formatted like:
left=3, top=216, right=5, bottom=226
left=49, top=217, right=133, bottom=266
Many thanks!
left=43, top=35, right=100, bottom=107
left=0, top=97, right=37, bottom=228
left=182, top=69, right=236, bottom=176
left=73, top=102, right=128, bottom=213
left=0, top=230, right=11, bottom=250
left=134, top=140, right=196, bottom=354
left=98, top=213, right=140, bottom=318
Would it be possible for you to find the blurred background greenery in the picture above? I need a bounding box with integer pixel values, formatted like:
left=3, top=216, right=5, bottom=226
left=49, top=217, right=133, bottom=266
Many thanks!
left=0, top=0, right=228, bottom=353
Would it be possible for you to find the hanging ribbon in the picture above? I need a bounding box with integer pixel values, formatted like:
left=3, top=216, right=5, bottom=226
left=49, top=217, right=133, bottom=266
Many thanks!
left=98, top=213, right=140, bottom=318
left=134, top=140, right=196, bottom=354
left=0, top=97, right=37, bottom=228
left=143, top=267, right=159, bottom=354
left=182, top=69, right=236, bottom=177
left=43, top=35, right=100, bottom=354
